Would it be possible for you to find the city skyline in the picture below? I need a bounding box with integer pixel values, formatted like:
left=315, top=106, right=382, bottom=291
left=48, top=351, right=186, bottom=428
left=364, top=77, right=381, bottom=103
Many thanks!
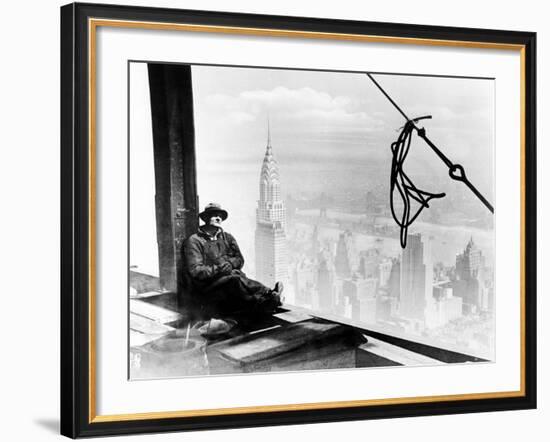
left=244, top=116, right=495, bottom=358
left=243, top=118, right=495, bottom=358
left=286, top=218, right=494, bottom=358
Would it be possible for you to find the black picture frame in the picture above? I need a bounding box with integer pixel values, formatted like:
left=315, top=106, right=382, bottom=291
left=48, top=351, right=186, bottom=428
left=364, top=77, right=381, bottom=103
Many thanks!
left=60, top=2, right=537, bottom=438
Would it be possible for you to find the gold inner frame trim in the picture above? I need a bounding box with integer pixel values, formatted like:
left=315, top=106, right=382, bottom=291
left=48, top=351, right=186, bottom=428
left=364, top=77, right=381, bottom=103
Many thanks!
left=88, top=18, right=527, bottom=424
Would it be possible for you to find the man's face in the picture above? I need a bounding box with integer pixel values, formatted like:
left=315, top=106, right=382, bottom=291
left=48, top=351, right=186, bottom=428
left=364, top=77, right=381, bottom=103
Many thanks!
left=208, top=213, right=223, bottom=228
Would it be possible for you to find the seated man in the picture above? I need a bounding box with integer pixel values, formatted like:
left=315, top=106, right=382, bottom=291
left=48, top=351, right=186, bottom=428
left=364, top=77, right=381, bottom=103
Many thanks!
left=183, top=203, right=283, bottom=319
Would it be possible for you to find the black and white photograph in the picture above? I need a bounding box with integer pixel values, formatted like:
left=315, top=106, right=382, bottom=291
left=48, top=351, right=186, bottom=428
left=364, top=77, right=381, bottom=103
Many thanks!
left=129, top=62, right=495, bottom=380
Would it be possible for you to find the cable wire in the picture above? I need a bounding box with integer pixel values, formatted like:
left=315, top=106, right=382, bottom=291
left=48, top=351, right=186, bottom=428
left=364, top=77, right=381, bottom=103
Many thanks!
left=366, top=73, right=494, bottom=248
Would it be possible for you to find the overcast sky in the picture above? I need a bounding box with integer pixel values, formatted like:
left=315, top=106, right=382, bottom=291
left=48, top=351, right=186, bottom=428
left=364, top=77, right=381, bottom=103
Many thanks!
left=192, top=64, right=494, bottom=189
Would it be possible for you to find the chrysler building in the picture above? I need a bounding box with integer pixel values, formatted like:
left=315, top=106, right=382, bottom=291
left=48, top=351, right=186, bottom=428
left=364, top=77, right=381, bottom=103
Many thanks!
left=255, top=122, right=287, bottom=286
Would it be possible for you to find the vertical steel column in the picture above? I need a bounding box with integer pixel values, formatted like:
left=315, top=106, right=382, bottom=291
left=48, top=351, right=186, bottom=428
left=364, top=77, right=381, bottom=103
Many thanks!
left=147, top=64, right=198, bottom=293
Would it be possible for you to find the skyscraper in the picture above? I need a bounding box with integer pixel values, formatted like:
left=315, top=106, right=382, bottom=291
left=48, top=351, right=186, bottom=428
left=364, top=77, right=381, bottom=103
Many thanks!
left=387, top=257, right=401, bottom=300
left=356, top=277, right=378, bottom=324
left=456, top=237, right=484, bottom=280
left=335, top=231, right=354, bottom=279
left=378, top=258, right=393, bottom=287
left=255, top=122, right=287, bottom=287
left=292, top=256, right=315, bottom=305
left=453, top=237, right=486, bottom=314
left=317, top=254, right=335, bottom=311
left=311, top=225, right=321, bottom=257
left=399, top=233, right=434, bottom=323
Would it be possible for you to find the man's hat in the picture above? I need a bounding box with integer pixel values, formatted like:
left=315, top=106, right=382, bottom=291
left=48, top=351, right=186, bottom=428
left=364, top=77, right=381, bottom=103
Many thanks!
left=199, top=202, right=228, bottom=222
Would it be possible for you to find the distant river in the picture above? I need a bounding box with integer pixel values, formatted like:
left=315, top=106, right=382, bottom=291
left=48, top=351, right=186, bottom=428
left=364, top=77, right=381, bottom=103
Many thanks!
left=296, top=209, right=495, bottom=266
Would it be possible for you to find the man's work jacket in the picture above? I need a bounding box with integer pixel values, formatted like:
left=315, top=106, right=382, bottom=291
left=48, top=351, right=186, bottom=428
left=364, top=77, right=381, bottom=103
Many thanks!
left=183, top=227, right=244, bottom=290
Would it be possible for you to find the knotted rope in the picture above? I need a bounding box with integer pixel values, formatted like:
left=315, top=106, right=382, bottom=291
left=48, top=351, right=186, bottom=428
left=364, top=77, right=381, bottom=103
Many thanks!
left=390, top=117, right=445, bottom=248
left=366, top=73, right=494, bottom=248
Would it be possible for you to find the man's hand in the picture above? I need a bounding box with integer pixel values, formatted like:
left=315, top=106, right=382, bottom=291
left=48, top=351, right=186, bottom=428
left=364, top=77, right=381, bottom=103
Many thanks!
left=221, top=255, right=238, bottom=269
left=217, top=261, right=232, bottom=275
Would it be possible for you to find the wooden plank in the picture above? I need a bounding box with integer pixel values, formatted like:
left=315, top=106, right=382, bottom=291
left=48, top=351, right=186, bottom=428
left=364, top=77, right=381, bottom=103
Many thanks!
left=130, top=313, right=175, bottom=335
left=130, top=290, right=168, bottom=300
left=209, top=320, right=353, bottom=364
left=359, top=336, right=445, bottom=366
left=273, top=310, right=313, bottom=323
left=130, top=299, right=182, bottom=324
